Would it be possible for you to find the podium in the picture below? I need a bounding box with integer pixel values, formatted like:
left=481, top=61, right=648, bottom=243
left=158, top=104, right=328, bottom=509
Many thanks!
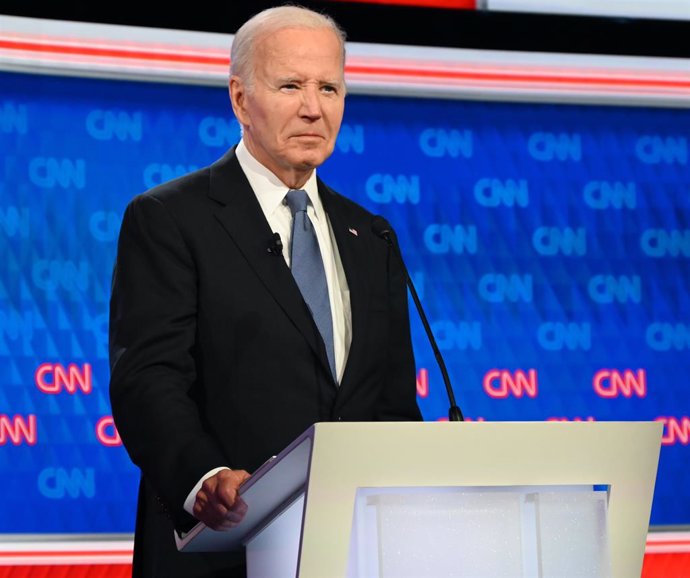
left=176, top=421, right=662, bottom=578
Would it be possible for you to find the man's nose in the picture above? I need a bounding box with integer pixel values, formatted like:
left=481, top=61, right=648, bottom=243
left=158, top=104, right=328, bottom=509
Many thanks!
left=299, top=86, right=322, bottom=118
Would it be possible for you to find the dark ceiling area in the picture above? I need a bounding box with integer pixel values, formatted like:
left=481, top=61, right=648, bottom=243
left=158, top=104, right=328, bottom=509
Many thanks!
left=1, top=0, right=688, bottom=58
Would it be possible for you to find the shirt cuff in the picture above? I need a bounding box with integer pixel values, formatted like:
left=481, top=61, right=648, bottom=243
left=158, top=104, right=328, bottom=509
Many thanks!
left=183, top=466, right=232, bottom=516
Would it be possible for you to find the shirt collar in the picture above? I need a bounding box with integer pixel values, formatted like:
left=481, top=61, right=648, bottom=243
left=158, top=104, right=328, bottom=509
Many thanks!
left=235, top=139, right=323, bottom=220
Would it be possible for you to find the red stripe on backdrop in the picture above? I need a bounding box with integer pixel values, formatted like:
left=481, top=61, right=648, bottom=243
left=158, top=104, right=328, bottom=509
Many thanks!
left=0, top=566, right=130, bottom=578
left=642, top=553, right=690, bottom=577
left=327, top=0, right=477, bottom=8
left=2, top=32, right=689, bottom=100
left=0, top=552, right=686, bottom=577
left=3, top=37, right=688, bottom=93
left=346, top=63, right=690, bottom=90
left=0, top=551, right=132, bottom=558
left=0, top=39, right=228, bottom=66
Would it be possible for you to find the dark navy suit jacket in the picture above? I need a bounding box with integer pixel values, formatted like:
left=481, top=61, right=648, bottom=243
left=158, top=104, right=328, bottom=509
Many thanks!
left=109, top=147, right=421, bottom=577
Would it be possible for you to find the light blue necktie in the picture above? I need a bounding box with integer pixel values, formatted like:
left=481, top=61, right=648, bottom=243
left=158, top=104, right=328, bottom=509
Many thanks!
left=286, top=189, right=337, bottom=382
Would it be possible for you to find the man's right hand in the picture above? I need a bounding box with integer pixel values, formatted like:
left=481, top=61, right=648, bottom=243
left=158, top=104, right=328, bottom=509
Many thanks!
left=192, top=469, right=251, bottom=530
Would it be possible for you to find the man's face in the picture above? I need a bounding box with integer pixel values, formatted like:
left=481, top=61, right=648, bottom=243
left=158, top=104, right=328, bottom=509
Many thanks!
left=230, top=27, right=345, bottom=188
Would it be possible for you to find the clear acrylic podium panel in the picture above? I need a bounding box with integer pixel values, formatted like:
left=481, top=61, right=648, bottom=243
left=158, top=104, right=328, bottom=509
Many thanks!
left=246, top=484, right=610, bottom=578
left=346, top=485, right=610, bottom=578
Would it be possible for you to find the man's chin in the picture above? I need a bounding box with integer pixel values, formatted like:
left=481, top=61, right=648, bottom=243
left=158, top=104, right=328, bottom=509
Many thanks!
left=290, top=154, right=329, bottom=171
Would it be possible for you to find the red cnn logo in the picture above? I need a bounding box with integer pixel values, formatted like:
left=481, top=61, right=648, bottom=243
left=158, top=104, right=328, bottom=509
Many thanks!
left=0, top=414, right=37, bottom=446
left=483, top=369, right=538, bottom=398
left=593, top=369, right=646, bottom=398
left=657, top=416, right=690, bottom=446
left=96, top=416, right=122, bottom=446
left=35, top=363, right=93, bottom=394
left=416, top=368, right=429, bottom=398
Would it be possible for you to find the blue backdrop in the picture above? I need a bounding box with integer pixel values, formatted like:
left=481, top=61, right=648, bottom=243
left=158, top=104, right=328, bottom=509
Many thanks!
left=0, top=70, right=688, bottom=532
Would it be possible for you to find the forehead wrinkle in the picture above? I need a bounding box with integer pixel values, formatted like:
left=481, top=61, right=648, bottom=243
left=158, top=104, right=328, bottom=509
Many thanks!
left=257, top=28, right=344, bottom=67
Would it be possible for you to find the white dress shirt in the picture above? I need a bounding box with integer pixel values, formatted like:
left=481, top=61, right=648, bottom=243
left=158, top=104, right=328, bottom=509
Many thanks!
left=183, top=140, right=352, bottom=517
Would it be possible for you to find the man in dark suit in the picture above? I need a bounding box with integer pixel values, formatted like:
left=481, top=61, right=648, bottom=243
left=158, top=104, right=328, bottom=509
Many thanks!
left=109, top=5, right=422, bottom=577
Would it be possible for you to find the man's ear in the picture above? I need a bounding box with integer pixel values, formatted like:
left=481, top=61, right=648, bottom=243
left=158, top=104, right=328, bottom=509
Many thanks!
left=229, top=76, right=249, bottom=126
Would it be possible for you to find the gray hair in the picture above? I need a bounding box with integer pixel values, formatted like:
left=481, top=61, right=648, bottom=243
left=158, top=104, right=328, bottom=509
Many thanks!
left=230, top=5, right=347, bottom=87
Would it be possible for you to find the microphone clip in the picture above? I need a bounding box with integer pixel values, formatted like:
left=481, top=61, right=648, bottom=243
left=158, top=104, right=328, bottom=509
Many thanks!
left=267, top=232, right=283, bottom=256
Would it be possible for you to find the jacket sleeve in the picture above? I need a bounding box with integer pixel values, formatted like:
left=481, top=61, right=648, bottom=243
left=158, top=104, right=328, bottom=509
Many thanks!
left=109, top=192, right=227, bottom=529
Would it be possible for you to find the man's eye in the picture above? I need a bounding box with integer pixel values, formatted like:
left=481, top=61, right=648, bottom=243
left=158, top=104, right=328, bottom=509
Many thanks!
left=322, top=85, right=337, bottom=94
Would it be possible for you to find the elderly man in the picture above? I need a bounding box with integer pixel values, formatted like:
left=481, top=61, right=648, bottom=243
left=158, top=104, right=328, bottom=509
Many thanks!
left=109, top=5, right=421, bottom=577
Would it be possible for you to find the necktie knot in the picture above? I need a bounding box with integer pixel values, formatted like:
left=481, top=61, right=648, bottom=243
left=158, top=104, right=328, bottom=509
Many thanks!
left=286, top=189, right=309, bottom=216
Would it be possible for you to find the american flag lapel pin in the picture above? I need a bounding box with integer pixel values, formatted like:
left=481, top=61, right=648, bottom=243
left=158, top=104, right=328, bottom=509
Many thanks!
left=348, top=227, right=358, bottom=237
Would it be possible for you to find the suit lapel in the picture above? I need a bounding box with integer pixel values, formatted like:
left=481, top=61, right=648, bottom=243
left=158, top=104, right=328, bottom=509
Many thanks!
left=208, top=149, right=329, bottom=372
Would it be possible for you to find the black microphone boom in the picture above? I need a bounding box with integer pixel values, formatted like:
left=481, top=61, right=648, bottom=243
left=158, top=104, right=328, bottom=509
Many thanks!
left=371, top=216, right=464, bottom=422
